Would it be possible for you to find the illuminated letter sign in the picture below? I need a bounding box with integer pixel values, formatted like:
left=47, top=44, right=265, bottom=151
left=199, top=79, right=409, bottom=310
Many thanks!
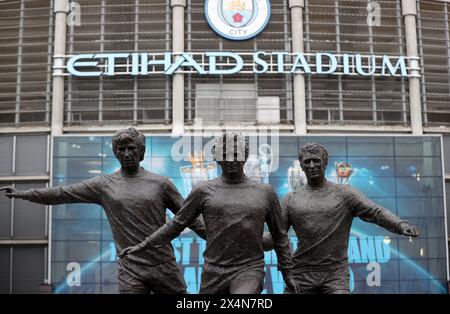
left=66, top=52, right=414, bottom=78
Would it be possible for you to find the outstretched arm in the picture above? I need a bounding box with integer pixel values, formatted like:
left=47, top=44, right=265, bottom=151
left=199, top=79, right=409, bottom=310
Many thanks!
left=0, top=178, right=101, bottom=205
left=350, top=186, right=420, bottom=237
left=164, top=180, right=207, bottom=240
left=265, top=188, right=298, bottom=293
left=263, top=194, right=292, bottom=251
left=118, top=185, right=206, bottom=258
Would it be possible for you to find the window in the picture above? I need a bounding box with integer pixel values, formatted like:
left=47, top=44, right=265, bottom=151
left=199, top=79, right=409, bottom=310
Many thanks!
left=0, top=0, right=53, bottom=126
left=0, top=137, right=14, bottom=176
left=0, top=247, right=46, bottom=294
left=65, top=0, right=172, bottom=126
left=0, top=182, right=48, bottom=241
left=0, top=134, right=50, bottom=294
left=195, top=83, right=261, bottom=123
left=304, top=0, right=409, bottom=126
left=0, top=135, right=49, bottom=176
left=417, top=0, right=450, bottom=127
left=185, top=0, right=293, bottom=126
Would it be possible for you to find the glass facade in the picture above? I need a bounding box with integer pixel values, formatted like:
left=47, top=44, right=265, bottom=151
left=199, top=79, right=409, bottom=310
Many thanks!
left=51, top=135, right=448, bottom=294
left=444, top=135, right=450, bottom=277
left=0, top=134, right=50, bottom=294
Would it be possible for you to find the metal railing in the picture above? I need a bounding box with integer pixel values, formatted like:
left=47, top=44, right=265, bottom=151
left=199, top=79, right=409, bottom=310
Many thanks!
left=65, top=0, right=172, bottom=126
left=0, top=0, right=53, bottom=127
left=304, top=0, right=409, bottom=126
left=417, top=0, right=450, bottom=127
left=185, top=0, right=293, bottom=126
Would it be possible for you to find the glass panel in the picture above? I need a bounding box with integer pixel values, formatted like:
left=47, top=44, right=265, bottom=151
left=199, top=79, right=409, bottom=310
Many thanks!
left=15, top=135, right=48, bottom=175
left=0, top=136, right=13, bottom=175
left=52, top=219, right=101, bottom=241
left=12, top=247, right=45, bottom=294
left=54, top=137, right=102, bottom=157
left=0, top=183, right=12, bottom=239
left=446, top=182, right=450, bottom=239
left=444, top=136, right=450, bottom=174
left=52, top=241, right=101, bottom=263
left=347, top=157, right=395, bottom=177
left=53, top=158, right=102, bottom=178
left=395, top=157, right=442, bottom=177
left=0, top=248, right=10, bottom=294
left=395, top=137, right=441, bottom=157
left=13, top=183, right=47, bottom=239
left=347, top=137, right=394, bottom=156
left=397, top=197, right=445, bottom=218
left=396, top=177, right=443, bottom=197
left=51, top=262, right=100, bottom=284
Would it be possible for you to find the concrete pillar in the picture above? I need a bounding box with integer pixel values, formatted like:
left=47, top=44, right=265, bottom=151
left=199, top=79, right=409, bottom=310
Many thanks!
left=402, top=0, right=423, bottom=135
left=51, top=0, right=69, bottom=136
left=289, top=0, right=307, bottom=135
left=171, top=0, right=186, bottom=136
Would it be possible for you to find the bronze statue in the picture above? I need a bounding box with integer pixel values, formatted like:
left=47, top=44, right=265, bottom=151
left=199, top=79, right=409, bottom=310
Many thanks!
left=0, top=127, right=206, bottom=294
left=264, top=142, right=420, bottom=294
left=119, top=133, right=299, bottom=294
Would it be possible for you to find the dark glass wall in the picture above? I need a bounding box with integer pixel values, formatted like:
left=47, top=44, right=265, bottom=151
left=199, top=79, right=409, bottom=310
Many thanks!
left=0, top=134, right=50, bottom=294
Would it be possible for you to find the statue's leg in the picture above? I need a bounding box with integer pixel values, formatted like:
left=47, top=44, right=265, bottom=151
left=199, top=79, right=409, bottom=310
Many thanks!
left=118, top=266, right=151, bottom=294
left=229, top=263, right=265, bottom=294
left=320, top=265, right=350, bottom=294
left=118, top=286, right=149, bottom=294
left=199, top=262, right=230, bottom=294
left=229, top=276, right=262, bottom=294
left=327, top=289, right=350, bottom=294
left=284, top=270, right=321, bottom=294
left=146, top=259, right=187, bottom=294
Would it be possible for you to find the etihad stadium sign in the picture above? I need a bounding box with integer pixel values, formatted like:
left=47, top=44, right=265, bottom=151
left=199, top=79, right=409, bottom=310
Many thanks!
left=65, top=51, right=419, bottom=78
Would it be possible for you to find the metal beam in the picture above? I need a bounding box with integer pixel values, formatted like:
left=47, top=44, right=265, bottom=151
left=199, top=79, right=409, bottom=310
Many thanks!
left=290, top=0, right=307, bottom=134
left=402, top=0, right=423, bottom=134
left=0, top=127, right=51, bottom=134
left=307, top=124, right=412, bottom=133
left=171, top=0, right=186, bottom=136
left=51, top=0, right=69, bottom=136
left=0, top=240, right=48, bottom=246
left=0, top=176, right=50, bottom=182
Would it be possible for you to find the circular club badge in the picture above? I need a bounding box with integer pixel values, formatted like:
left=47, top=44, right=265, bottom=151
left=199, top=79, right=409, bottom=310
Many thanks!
left=205, top=0, right=271, bottom=41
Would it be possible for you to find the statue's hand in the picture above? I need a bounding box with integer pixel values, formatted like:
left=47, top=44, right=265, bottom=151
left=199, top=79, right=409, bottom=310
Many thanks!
left=0, top=186, right=23, bottom=199
left=281, top=270, right=300, bottom=294
left=262, top=232, right=274, bottom=251
left=401, top=223, right=420, bottom=237
left=117, top=244, right=144, bottom=258
left=285, top=277, right=300, bottom=294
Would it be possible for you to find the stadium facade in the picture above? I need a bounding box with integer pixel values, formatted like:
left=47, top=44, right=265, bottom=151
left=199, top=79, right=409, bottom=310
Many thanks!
left=0, top=0, right=449, bottom=293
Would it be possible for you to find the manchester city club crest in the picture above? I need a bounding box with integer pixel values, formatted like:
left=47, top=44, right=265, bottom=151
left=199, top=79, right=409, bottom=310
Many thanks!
left=205, top=0, right=271, bottom=41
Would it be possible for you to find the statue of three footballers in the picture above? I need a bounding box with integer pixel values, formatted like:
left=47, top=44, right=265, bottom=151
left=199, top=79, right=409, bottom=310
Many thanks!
left=1, top=129, right=420, bottom=294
